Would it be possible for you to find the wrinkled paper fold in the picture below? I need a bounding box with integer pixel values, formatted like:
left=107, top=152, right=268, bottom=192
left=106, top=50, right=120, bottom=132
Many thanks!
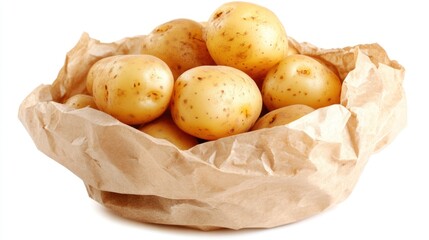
left=19, top=33, right=406, bottom=230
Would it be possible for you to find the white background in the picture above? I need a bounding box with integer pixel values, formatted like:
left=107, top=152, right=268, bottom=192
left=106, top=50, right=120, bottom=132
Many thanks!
left=1, top=0, right=428, bottom=239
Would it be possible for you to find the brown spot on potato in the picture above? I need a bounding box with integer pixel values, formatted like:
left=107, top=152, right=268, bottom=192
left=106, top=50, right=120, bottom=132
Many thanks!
left=214, top=11, right=224, bottom=19
left=116, top=89, right=126, bottom=97
left=147, top=91, right=160, bottom=100
left=236, top=51, right=247, bottom=59
left=240, top=107, right=251, bottom=118
left=155, top=24, right=172, bottom=33
left=268, top=115, right=277, bottom=124
left=297, top=68, right=311, bottom=75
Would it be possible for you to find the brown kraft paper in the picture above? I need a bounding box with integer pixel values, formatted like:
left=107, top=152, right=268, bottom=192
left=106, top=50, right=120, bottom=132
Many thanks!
left=18, top=33, right=406, bottom=230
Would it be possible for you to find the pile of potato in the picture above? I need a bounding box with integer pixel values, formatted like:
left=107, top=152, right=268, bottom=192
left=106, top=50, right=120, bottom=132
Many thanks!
left=64, top=1, right=342, bottom=149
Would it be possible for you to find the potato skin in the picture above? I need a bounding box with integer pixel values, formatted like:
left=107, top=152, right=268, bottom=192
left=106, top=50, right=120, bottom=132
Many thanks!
left=89, top=54, right=174, bottom=125
left=170, top=65, right=262, bottom=140
left=141, top=18, right=215, bottom=79
left=64, top=94, right=97, bottom=109
left=139, top=114, right=198, bottom=150
left=251, top=104, right=314, bottom=130
left=262, top=54, right=342, bottom=110
left=205, top=2, right=288, bottom=82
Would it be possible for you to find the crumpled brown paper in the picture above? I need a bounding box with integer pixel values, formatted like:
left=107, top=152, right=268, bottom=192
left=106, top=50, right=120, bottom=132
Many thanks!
left=18, top=33, right=406, bottom=230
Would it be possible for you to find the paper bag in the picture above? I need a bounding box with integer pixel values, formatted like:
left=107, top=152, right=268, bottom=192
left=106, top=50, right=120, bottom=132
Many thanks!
left=18, top=33, right=406, bottom=230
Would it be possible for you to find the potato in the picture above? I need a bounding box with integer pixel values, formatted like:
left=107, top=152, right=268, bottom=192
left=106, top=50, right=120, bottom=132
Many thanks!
left=171, top=65, right=262, bottom=140
left=89, top=54, right=174, bottom=125
left=262, top=54, right=342, bottom=110
left=205, top=2, right=288, bottom=82
left=251, top=104, right=314, bottom=130
left=139, top=113, right=199, bottom=150
left=141, top=18, right=215, bottom=79
left=64, top=94, right=97, bottom=109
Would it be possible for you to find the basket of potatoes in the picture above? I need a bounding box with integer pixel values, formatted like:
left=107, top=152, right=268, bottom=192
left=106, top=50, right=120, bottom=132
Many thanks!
left=19, top=1, right=406, bottom=230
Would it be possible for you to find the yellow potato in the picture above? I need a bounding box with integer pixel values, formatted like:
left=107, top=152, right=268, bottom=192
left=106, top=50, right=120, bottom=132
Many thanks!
left=205, top=2, right=288, bottom=82
left=89, top=54, right=174, bottom=125
left=64, top=94, right=97, bottom=109
left=141, top=18, right=215, bottom=79
left=139, top=114, right=199, bottom=150
left=251, top=104, right=314, bottom=130
left=262, top=54, right=342, bottom=110
left=171, top=65, right=262, bottom=140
